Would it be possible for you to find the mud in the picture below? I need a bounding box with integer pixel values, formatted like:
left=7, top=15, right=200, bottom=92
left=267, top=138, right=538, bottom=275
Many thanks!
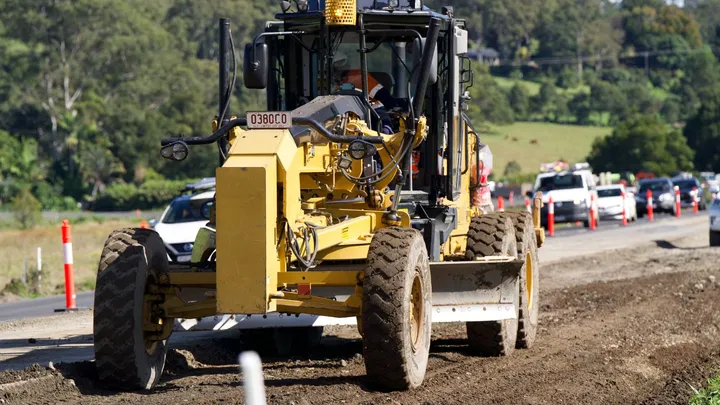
left=2, top=232, right=720, bottom=404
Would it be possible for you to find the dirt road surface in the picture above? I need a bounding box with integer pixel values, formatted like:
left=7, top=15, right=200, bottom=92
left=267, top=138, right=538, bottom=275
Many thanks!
left=2, top=214, right=719, bottom=404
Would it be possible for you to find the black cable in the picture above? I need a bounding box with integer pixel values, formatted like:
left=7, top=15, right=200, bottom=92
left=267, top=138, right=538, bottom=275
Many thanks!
left=218, top=28, right=238, bottom=161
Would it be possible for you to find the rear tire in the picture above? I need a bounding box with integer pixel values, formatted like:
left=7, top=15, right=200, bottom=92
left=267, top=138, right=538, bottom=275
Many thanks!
left=362, top=227, right=431, bottom=390
left=464, top=214, right=519, bottom=356
left=94, top=229, right=171, bottom=390
left=710, top=231, right=720, bottom=247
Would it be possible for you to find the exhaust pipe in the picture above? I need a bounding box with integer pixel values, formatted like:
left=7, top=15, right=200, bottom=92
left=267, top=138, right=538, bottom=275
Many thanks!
left=411, top=17, right=441, bottom=116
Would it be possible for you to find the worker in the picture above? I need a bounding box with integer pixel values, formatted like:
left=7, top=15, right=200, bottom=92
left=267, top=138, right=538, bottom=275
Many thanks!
left=332, top=51, right=407, bottom=133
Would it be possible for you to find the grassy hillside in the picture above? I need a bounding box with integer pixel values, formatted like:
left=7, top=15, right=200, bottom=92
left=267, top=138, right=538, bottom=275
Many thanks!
left=482, top=122, right=611, bottom=178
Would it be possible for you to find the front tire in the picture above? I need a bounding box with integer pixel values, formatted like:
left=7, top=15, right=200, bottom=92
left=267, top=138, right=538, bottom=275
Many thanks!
left=362, top=227, right=432, bottom=390
left=464, top=214, right=520, bottom=356
left=94, top=229, right=171, bottom=390
left=507, top=212, right=540, bottom=349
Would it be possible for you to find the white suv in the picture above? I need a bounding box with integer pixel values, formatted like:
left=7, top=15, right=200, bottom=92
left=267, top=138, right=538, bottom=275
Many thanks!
left=534, top=168, right=599, bottom=228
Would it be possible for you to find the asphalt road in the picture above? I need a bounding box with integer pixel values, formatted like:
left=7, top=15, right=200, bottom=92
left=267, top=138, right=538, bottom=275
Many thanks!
left=0, top=211, right=707, bottom=322
left=0, top=291, right=94, bottom=323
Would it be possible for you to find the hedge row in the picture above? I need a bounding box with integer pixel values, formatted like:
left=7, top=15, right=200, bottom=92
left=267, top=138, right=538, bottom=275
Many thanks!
left=91, top=179, right=199, bottom=211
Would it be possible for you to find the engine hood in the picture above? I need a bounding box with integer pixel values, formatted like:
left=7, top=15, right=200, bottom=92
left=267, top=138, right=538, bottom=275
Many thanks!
left=540, top=188, right=588, bottom=203
left=154, top=221, right=207, bottom=244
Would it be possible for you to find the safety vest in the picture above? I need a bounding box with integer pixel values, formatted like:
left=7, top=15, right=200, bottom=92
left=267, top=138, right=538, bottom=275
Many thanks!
left=344, top=69, right=384, bottom=100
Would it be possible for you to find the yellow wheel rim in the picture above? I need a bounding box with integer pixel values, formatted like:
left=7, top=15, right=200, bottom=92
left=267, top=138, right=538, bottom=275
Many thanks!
left=409, top=272, right=424, bottom=351
left=525, top=252, right=533, bottom=310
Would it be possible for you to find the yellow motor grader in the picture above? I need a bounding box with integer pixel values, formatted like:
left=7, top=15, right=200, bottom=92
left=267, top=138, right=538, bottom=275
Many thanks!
left=93, top=0, right=544, bottom=391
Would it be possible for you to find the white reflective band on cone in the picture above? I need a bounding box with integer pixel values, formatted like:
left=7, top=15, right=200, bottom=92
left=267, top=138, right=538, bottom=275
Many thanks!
left=63, top=243, right=74, bottom=264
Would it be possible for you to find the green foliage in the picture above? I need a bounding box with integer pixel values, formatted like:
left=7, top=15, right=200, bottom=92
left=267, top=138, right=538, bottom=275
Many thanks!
left=587, top=114, right=694, bottom=175
left=532, top=82, right=558, bottom=121
left=684, top=85, right=720, bottom=172
left=468, top=65, right=514, bottom=125
left=11, top=188, right=42, bottom=229
left=507, top=83, right=530, bottom=120
left=503, top=160, right=522, bottom=177
left=689, top=370, right=720, bottom=405
left=660, top=97, right=681, bottom=124
left=92, top=179, right=198, bottom=211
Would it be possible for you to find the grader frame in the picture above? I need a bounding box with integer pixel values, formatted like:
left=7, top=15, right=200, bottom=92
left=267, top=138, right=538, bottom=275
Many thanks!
left=93, top=0, right=545, bottom=392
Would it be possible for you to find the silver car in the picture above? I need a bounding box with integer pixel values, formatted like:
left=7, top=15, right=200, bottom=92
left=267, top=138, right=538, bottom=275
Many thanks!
left=710, top=197, right=720, bottom=246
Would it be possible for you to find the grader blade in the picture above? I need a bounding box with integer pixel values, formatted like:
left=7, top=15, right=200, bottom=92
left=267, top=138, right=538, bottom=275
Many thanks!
left=429, top=257, right=524, bottom=323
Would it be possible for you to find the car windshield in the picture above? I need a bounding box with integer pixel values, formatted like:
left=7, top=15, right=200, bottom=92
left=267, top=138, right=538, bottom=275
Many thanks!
left=162, top=199, right=205, bottom=224
left=639, top=181, right=671, bottom=193
left=672, top=179, right=697, bottom=189
left=598, top=188, right=622, bottom=198
left=537, top=174, right=583, bottom=192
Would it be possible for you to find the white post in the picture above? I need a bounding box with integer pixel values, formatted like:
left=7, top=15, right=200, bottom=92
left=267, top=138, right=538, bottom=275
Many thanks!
left=37, top=247, right=42, bottom=289
left=239, top=351, right=267, bottom=405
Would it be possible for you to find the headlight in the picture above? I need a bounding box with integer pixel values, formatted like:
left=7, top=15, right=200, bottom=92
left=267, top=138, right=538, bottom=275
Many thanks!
left=573, top=199, right=587, bottom=206
left=659, top=193, right=673, bottom=202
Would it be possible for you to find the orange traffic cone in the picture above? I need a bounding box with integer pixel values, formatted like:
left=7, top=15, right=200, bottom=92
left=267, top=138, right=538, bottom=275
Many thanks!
left=140, top=220, right=149, bottom=229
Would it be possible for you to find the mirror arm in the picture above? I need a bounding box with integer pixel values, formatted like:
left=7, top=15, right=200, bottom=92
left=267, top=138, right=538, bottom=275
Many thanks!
left=161, top=118, right=247, bottom=146
left=249, top=30, right=309, bottom=69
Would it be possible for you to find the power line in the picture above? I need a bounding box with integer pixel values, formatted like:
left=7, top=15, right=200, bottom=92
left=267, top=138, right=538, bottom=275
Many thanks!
left=487, top=45, right=720, bottom=67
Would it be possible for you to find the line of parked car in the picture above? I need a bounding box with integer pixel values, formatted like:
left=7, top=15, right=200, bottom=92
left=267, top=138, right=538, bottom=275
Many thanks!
left=529, top=164, right=714, bottom=243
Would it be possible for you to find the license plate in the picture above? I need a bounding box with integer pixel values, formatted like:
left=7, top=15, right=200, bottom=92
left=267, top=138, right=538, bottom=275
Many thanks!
left=246, top=111, right=292, bottom=129
left=176, top=255, right=192, bottom=263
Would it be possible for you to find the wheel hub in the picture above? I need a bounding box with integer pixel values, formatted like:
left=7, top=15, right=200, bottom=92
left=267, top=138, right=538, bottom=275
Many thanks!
left=409, top=272, right=424, bottom=351
left=142, top=270, right=168, bottom=355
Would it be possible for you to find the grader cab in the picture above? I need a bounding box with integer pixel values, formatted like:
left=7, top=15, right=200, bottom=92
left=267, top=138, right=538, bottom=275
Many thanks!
left=93, top=0, right=545, bottom=392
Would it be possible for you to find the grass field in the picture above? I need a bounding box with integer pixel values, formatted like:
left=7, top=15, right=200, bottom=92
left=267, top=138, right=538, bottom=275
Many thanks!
left=483, top=122, right=611, bottom=178
left=0, top=219, right=140, bottom=298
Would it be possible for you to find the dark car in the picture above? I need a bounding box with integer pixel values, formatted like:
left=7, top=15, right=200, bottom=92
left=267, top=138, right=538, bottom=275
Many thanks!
left=635, top=178, right=676, bottom=217
left=672, top=177, right=707, bottom=210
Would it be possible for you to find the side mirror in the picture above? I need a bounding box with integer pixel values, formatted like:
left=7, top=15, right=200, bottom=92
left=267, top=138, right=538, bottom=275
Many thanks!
left=148, top=218, right=158, bottom=228
left=243, top=43, right=268, bottom=89
left=525, top=190, right=533, bottom=199
left=201, top=200, right=214, bottom=220
left=411, top=37, right=437, bottom=86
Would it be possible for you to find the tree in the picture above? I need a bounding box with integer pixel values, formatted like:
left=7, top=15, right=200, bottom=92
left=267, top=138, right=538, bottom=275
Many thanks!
left=687, top=0, right=720, bottom=48
left=680, top=46, right=720, bottom=96
left=532, top=81, right=558, bottom=121
left=684, top=85, right=720, bottom=171
left=569, top=93, right=592, bottom=125
left=504, top=160, right=522, bottom=176
left=660, top=97, right=681, bottom=124
left=12, top=188, right=42, bottom=230
left=468, top=65, right=515, bottom=125
left=623, top=4, right=702, bottom=53
left=590, top=80, right=626, bottom=123
left=587, top=114, right=694, bottom=175
left=507, top=83, right=530, bottom=120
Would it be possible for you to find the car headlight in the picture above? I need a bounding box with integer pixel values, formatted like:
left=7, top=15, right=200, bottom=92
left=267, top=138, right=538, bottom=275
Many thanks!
left=659, top=192, right=673, bottom=202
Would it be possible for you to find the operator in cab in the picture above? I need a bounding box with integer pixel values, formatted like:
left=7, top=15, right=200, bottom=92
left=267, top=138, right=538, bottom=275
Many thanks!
left=332, top=51, right=407, bottom=134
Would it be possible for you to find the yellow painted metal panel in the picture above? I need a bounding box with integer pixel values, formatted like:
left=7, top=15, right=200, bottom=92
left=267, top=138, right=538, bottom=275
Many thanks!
left=216, top=157, right=278, bottom=314
left=227, top=129, right=297, bottom=171
left=278, top=271, right=360, bottom=286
